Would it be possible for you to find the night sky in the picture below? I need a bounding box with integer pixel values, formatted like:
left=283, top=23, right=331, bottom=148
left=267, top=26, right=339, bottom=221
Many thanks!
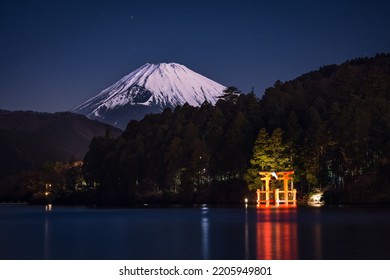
left=1, top=0, right=389, bottom=113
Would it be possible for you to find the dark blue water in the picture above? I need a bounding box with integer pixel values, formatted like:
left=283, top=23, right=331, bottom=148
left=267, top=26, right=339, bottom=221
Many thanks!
left=0, top=205, right=389, bottom=260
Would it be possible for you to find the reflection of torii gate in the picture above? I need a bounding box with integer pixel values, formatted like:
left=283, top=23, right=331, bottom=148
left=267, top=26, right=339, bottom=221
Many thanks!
left=257, top=171, right=297, bottom=207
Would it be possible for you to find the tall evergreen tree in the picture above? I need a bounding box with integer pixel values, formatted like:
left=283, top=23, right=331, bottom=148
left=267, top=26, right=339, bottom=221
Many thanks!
left=244, top=128, right=292, bottom=191
left=217, top=86, right=242, bottom=103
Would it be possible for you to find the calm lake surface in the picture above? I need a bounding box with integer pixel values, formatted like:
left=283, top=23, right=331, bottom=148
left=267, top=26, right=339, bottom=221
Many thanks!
left=0, top=204, right=389, bottom=260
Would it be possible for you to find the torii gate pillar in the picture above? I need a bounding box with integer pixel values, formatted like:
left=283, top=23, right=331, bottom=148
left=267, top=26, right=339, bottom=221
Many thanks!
left=256, top=171, right=296, bottom=207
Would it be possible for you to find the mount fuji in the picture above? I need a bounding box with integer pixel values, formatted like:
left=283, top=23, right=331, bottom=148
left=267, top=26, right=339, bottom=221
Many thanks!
left=73, top=63, right=226, bottom=129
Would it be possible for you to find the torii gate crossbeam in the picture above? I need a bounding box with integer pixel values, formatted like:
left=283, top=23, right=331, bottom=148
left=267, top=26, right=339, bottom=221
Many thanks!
left=256, top=171, right=297, bottom=207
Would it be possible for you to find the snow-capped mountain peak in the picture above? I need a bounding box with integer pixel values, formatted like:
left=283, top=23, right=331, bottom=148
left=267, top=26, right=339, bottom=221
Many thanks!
left=73, top=63, right=226, bottom=129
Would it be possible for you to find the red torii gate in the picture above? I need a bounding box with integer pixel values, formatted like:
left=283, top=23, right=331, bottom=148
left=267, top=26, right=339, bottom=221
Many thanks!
left=256, top=171, right=297, bottom=207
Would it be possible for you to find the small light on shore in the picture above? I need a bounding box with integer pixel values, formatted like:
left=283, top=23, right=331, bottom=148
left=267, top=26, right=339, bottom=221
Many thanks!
left=244, top=198, right=248, bottom=204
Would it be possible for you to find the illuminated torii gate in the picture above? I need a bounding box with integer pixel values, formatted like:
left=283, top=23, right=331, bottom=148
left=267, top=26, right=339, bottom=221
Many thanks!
left=257, top=171, right=297, bottom=207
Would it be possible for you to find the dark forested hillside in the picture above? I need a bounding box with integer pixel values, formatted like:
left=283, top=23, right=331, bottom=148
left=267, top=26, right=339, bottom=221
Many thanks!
left=0, top=110, right=122, bottom=201
left=259, top=54, right=390, bottom=203
left=83, top=54, right=390, bottom=206
left=5, top=54, right=388, bottom=205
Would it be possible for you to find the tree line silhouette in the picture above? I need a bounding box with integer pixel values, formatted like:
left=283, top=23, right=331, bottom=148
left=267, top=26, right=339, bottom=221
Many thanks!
left=84, top=54, right=390, bottom=205
left=1, top=54, right=389, bottom=206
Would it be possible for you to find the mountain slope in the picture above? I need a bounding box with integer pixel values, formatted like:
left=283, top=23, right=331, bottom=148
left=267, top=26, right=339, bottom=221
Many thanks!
left=0, top=110, right=122, bottom=180
left=73, top=63, right=226, bottom=129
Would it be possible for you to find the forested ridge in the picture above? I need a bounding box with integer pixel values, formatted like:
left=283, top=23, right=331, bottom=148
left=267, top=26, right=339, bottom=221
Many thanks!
left=84, top=54, right=390, bottom=206
left=1, top=54, right=389, bottom=205
left=0, top=111, right=122, bottom=202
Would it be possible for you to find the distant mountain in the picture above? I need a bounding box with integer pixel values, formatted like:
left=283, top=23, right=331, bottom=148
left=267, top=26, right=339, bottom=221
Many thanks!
left=73, top=63, right=226, bottom=129
left=0, top=110, right=122, bottom=180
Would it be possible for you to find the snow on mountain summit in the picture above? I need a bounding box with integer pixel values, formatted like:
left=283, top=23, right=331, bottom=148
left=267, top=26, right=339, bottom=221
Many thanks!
left=73, top=63, right=226, bottom=129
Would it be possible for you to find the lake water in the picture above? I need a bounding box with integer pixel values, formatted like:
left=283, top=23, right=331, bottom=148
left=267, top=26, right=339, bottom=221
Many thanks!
left=0, top=204, right=389, bottom=260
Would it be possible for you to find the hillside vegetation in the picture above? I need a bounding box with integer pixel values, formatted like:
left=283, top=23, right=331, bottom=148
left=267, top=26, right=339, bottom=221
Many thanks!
left=0, top=111, right=121, bottom=201
left=1, top=54, right=389, bottom=205
left=84, top=54, right=390, bottom=205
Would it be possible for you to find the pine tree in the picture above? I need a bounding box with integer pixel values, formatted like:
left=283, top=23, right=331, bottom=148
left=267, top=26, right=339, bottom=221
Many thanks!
left=217, top=86, right=242, bottom=103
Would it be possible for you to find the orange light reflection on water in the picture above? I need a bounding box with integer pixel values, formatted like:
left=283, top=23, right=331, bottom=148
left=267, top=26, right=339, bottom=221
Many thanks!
left=256, top=208, right=298, bottom=260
